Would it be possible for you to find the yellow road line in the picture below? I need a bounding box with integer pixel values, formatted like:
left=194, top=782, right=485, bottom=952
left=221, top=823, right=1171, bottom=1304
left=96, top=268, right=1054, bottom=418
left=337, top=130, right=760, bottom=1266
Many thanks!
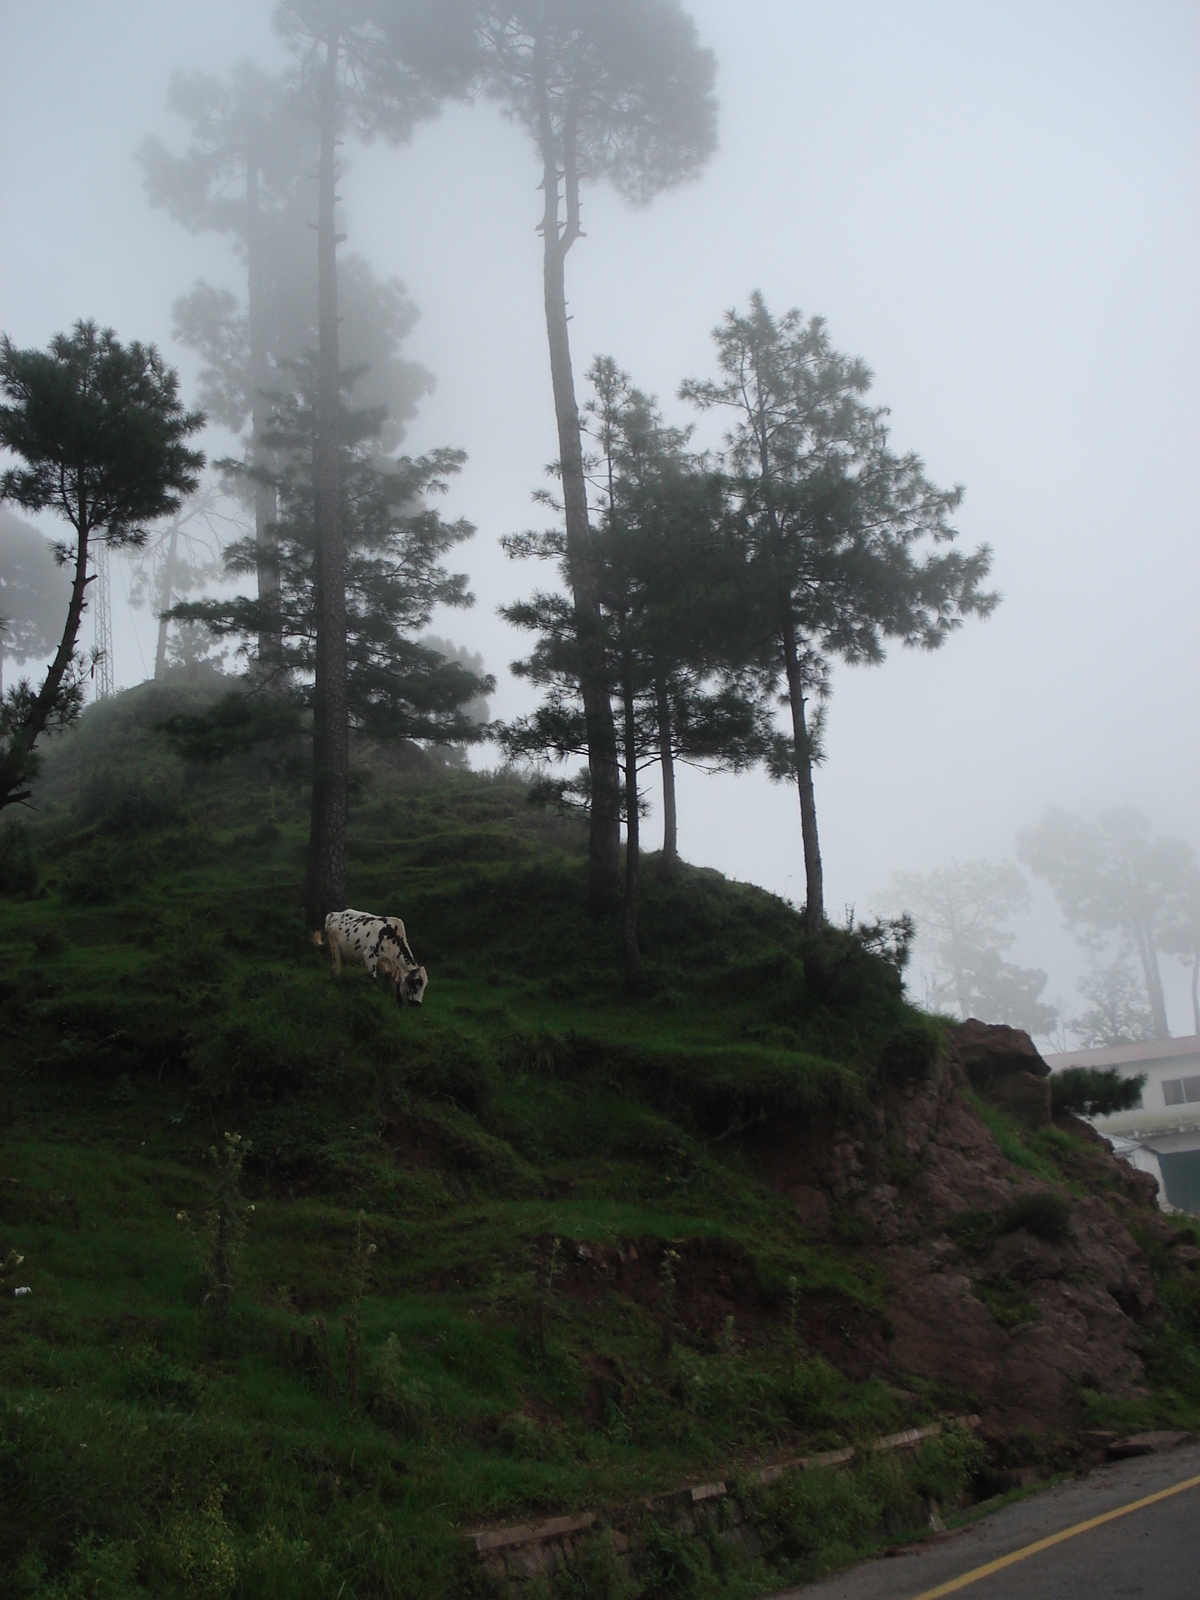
left=907, top=1471, right=1200, bottom=1599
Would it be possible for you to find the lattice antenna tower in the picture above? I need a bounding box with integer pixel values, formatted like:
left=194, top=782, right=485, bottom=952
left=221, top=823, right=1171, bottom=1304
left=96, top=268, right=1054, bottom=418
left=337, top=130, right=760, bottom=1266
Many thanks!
left=93, top=541, right=115, bottom=699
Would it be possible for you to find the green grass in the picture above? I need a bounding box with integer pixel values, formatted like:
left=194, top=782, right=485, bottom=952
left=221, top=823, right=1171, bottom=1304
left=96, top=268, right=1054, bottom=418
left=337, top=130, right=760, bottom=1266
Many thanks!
left=1, top=682, right=1197, bottom=1597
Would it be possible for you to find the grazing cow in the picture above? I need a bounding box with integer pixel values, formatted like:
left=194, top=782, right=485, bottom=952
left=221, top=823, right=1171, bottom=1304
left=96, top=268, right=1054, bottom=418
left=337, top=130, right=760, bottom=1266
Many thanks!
left=315, top=908, right=429, bottom=1006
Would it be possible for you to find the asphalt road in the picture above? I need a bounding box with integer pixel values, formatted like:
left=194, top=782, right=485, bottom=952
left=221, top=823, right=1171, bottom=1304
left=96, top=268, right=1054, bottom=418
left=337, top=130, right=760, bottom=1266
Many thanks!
left=777, top=1441, right=1200, bottom=1600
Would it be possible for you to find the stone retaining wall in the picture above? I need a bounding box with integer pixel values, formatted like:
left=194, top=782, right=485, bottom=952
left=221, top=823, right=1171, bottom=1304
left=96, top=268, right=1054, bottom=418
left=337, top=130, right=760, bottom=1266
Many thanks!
left=464, top=1414, right=979, bottom=1586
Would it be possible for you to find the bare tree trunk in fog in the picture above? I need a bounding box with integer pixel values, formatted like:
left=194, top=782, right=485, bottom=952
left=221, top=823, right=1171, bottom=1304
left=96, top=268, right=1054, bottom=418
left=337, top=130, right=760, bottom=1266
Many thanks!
left=153, top=516, right=181, bottom=680
left=781, top=612, right=824, bottom=933
left=620, top=656, right=644, bottom=988
left=535, top=70, right=621, bottom=912
left=656, top=679, right=678, bottom=876
left=245, top=160, right=281, bottom=675
left=304, top=28, right=348, bottom=930
left=1134, top=923, right=1171, bottom=1038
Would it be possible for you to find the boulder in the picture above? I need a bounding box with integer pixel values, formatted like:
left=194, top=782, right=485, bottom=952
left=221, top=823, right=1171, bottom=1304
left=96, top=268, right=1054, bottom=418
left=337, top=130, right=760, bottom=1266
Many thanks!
left=989, top=1071, right=1053, bottom=1130
left=949, top=1020, right=1049, bottom=1088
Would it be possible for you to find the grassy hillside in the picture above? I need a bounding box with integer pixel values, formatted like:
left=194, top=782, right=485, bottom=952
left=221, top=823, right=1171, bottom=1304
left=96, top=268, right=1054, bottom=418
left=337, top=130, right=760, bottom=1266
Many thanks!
left=2, top=682, right=1197, bottom=1600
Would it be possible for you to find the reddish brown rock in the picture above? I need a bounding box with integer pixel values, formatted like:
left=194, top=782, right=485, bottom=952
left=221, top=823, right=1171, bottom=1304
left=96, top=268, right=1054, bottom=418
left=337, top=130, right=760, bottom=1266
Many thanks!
left=988, top=1071, right=1053, bottom=1129
left=949, top=1019, right=1049, bottom=1086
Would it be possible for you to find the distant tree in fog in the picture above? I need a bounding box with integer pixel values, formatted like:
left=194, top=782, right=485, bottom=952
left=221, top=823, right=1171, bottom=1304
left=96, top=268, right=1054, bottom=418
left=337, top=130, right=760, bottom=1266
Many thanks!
left=1072, top=960, right=1155, bottom=1048
left=683, top=295, right=998, bottom=934
left=475, top=0, right=719, bottom=912
left=0, top=510, right=72, bottom=698
left=0, top=322, right=204, bottom=812
left=139, top=60, right=434, bottom=673
left=125, top=491, right=231, bottom=681
left=421, top=635, right=492, bottom=727
left=1162, top=866, right=1200, bottom=1036
left=1018, top=808, right=1197, bottom=1040
left=891, top=858, right=1057, bottom=1035
left=140, top=61, right=309, bottom=668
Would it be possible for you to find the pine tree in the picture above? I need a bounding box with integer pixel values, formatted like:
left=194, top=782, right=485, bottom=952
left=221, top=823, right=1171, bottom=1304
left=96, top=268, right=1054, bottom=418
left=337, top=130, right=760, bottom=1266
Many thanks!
left=0, top=322, right=204, bottom=811
left=174, top=373, right=490, bottom=753
left=476, top=1, right=718, bottom=910
left=500, top=357, right=770, bottom=984
left=683, top=294, right=997, bottom=932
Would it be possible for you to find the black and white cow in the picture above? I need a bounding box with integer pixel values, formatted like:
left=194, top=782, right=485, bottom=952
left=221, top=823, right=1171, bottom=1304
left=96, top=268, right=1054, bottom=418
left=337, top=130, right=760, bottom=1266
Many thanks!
left=317, top=908, right=429, bottom=1005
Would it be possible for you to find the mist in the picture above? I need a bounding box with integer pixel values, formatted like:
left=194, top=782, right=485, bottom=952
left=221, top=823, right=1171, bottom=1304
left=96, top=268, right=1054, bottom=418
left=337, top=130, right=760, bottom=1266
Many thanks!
left=2, top=0, right=1196, bottom=1031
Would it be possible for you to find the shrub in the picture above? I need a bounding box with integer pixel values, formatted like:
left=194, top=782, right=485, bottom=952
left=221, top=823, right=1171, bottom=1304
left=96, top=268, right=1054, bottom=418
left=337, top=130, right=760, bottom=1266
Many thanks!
left=638, top=1521, right=706, bottom=1599
left=499, top=1027, right=577, bottom=1079
left=371, top=1333, right=432, bottom=1439
left=552, top=1532, right=631, bottom=1600
left=1000, top=1191, right=1073, bottom=1244
left=0, top=820, right=38, bottom=897
left=120, top=1344, right=204, bottom=1409
left=58, top=839, right=126, bottom=905
left=400, top=1035, right=491, bottom=1112
left=877, top=1022, right=940, bottom=1085
left=799, top=925, right=904, bottom=1009
left=1051, top=1067, right=1144, bottom=1119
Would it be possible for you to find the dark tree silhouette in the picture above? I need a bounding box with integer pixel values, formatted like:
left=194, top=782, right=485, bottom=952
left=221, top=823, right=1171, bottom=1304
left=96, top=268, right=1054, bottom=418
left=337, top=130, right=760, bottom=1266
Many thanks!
left=0, top=322, right=204, bottom=810
left=173, top=374, right=489, bottom=752
left=274, top=0, right=476, bottom=925
left=500, top=357, right=771, bottom=984
left=476, top=0, right=718, bottom=910
left=683, top=294, right=997, bottom=932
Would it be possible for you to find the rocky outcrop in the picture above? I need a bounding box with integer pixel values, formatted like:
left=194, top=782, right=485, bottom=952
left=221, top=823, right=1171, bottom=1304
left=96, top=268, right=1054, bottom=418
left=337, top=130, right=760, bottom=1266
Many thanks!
left=948, top=1019, right=1049, bottom=1085
left=761, top=1021, right=1165, bottom=1440
left=874, top=1023, right=1160, bottom=1436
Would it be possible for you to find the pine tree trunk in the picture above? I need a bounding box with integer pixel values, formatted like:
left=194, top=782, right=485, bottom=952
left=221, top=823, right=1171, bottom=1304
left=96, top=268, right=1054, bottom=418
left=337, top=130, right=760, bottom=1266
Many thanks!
left=246, top=161, right=281, bottom=677
left=304, top=30, right=348, bottom=930
left=656, top=679, right=678, bottom=875
left=621, top=658, right=644, bottom=988
left=781, top=614, right=824, bottom=933
left=535, top=82, right=621, bottom=912
left=1135, top=923, right=1171, bottom=1039
left=153, top=517, right=180, bottom=681
left=0, top=515, right=92, bottom=810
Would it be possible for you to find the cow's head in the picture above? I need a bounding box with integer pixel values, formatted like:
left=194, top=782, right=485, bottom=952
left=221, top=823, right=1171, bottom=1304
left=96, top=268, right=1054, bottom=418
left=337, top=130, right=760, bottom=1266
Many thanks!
left=400, top=964, right=428, bottom=1007
left=377, top=954, right=428, bottom=1007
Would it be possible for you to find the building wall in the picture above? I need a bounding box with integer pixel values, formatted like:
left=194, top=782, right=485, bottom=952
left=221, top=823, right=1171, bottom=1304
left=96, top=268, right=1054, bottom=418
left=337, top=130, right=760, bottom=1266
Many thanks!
left=1048, top=1036, right=1200, bottom=1215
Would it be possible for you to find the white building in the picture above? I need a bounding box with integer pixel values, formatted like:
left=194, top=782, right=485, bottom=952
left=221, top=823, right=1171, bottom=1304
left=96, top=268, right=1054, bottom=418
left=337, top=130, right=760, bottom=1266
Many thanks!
left=1048, top=1036, right=1200, bottom=1215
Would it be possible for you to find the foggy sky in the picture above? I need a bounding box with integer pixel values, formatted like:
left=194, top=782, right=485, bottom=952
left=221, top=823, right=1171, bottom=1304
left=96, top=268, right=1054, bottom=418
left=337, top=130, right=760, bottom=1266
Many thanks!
left=2, top=1, right=1197, bottom=1030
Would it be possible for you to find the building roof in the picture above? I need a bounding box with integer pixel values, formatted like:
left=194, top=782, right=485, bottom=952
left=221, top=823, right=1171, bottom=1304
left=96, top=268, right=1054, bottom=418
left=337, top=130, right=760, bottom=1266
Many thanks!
left=1047, top=1035, right=1200, bottom=1071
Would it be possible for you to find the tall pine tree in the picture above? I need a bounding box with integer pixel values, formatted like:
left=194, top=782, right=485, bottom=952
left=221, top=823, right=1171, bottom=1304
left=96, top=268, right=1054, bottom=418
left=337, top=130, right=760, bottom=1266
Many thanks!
left=500, top=357, right=770, bottom=984
left=174, top=371, right=490, bottom=754
left=683, top=294, right=997, bottom=932
left=476, top=1, right=718, bottom=910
